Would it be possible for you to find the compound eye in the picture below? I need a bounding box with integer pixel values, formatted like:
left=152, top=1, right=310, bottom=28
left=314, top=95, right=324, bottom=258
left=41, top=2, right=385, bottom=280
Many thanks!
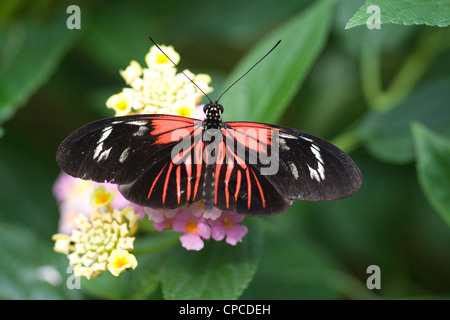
left=218, top=104, right=224, bottom=113
left=203, top=104, right=209, bottom=113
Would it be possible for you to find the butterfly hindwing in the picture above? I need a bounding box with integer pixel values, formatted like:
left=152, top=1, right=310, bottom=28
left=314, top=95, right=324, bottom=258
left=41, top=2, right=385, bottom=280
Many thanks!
left=118, top=154, right=205, bottom=210
left=118, top=123, right=206, bottom=209
left=204, top=136, right=291, bottom=215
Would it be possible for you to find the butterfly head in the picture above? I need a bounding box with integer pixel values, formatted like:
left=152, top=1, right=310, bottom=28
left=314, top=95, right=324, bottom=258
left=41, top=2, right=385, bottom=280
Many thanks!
left=203, top=102, right=224, bottom=114
left=203, top=103, right=224, bottom=130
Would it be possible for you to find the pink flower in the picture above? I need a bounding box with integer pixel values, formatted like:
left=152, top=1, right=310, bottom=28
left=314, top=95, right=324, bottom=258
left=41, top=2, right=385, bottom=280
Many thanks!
left=172, top=210, right=211, bottom=251
left=147, top=208, right=179, bottom=232
left=209, top=211, right=248, bottom=245
left=189, top=201, right=222, bottom=220
left=53, top=172, right=145, bottom=234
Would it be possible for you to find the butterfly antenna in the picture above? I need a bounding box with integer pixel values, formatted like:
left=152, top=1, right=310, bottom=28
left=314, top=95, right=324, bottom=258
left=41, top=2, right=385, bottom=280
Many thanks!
left=215, top=40, right=281, bottom=103
left=149, top=36, right=213, bottom=104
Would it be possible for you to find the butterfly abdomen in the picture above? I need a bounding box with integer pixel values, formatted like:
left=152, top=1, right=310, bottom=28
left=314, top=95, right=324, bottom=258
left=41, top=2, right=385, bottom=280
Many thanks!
left=202, top=164, right=216, bottom=211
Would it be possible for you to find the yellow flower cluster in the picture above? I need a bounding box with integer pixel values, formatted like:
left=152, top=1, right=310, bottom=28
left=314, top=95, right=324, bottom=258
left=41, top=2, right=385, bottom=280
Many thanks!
left=52, top=187, right=139, bottom=279
left=106, top=44, right=213, bottom=118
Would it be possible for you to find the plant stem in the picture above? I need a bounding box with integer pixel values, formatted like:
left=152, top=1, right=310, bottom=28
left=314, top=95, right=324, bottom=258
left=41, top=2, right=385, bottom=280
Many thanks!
left=362, top=29, right=450, bottom=112
left=331, top=126, right=362, bottom=154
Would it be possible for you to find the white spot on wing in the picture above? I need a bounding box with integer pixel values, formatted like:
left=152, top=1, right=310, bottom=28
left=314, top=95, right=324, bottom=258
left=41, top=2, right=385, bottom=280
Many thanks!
left=317, top=162, right=325, bottom=180
left=93, top=142, right=103, bottom=160
left=310, top=145, right=324, bottom=164
left=133, top=126, right=148, bottom=136
left=127, top=120, right=148, bottom=126
left=307, top=163, right=325, bottom=182
left=98, top=126, right=112, bottom=144
left=279, top=132, right=297, bottom=140
left=119, top=147, right=131, bottom=163
left=288, top=161, right=299, bottom=180
left=308, top=164, right=321, bottom=182
left=279, top=138, right=290, bottom=150
left=308, top=143, right=325, bottom=180
left=300, top=136, right=313, bottom=142
left=97, top=147, right=111, bottom=162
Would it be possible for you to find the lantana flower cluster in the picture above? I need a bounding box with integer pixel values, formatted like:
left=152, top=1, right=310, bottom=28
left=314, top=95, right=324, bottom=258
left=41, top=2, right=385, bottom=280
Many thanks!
left=53, top=187, right=139, bottom=279
left=106, top=45, right=212, bottom=118
left=53, top=43, right=248, bottom=278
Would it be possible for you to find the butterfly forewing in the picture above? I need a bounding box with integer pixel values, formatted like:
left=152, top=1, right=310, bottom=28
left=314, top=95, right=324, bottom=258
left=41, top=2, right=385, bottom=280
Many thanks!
left=56, top=114, right=198, bottom=185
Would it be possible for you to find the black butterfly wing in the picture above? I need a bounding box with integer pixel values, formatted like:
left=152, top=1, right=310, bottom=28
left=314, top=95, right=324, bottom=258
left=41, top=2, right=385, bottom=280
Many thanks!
left=118, top=125, right=207, bottom=209
left=56, top=114, right=200, bottom=185
left=223, top=122, right=362, bottom=207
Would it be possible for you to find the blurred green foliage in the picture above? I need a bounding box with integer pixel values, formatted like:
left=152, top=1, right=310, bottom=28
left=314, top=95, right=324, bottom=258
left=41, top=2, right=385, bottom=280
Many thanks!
left=0, top=0, right=449, bottom=299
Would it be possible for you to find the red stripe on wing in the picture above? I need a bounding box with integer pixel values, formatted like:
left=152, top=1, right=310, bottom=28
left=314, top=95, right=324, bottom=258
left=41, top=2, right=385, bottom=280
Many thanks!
left=214, top=141, right=226, bottom=205
left=152, top=117, right=198, bottom=145
left=245, top=168, right=251, bottom=209
left=226, top=122, right=274, bottom=146
left=147, top=162, right=168, bottom=200
left=226, top=144, right=247, bottom=169
left=185, top=154, right=192, bottom=201
left=250, top=168, right=266, bottom=208
left=172, top=141, right=195, bottom=164
left=193, top=139, right=204, bottom=200
left=162, top=162, right=173, bottom=204
left=235, top=170, right=242, bottom=202
left=224, top=127, right=271, bottom=155
left=176, top=165, right=181, bottom=204
left=224, top=160, right=234, bottom=208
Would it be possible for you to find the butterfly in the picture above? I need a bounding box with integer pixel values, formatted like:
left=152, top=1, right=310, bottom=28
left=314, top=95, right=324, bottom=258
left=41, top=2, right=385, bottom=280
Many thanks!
left=56, top=40, right=362, bottom=216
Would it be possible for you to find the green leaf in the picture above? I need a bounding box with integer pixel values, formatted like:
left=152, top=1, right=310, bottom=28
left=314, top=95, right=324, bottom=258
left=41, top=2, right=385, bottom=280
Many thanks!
left=0, top=141, right=60, bottom=238
left=220, top=0, right=335, bottom=123
left=359, top=79, right=450, bottom=164
left=0, top=222, right=80, bottom=299
left=346, top=0, right=450, bottom=29
left=0, top=15, right=79, bottom=134
left=412, top=123, right=450, bottom=226
left=161, top=219, right=263, bottom=300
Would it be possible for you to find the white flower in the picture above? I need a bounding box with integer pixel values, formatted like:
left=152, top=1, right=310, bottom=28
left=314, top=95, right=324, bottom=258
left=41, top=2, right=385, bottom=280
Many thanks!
left=145, top=45, right=180, bottom=70
left=120, top=60, right=142, bottom=85
left=106, top=44, right=213, bottom=117
left=106, top=92, right=131, bottom=116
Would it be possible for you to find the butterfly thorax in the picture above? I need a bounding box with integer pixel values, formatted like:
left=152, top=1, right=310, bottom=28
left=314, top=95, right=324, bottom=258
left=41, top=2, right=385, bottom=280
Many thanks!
left=203, top=103, right=223, bottom=130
